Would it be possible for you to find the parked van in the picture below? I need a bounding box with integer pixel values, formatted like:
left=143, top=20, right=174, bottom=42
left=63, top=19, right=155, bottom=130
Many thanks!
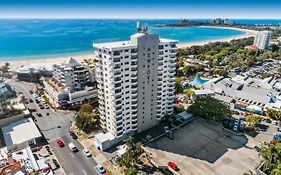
left=68, top=143, right=78, bottom=152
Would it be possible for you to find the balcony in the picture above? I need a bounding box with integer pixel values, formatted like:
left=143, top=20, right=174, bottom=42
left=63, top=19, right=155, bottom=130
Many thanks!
left=131, top=61, right=137, bottom=66
left=114, top=71, right=121, bottom=76
left=131, top=49, right=137, bottom=54
left=131, top=55, right=137, bottom=60
left=131, top=99, right=138, bottom=105
left=132, top=90, right=138, bottom=94
left=132, top=113, right=137, bottom=118
left=132, top=125, right=138, bottom=130
left=131, top=83, right=138, bottom=90
left=132, top=120, right=138, bottom=125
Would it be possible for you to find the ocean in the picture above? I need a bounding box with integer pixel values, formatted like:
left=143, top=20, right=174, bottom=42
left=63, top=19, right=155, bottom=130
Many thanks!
left=0, top=19, right=280, bottom=60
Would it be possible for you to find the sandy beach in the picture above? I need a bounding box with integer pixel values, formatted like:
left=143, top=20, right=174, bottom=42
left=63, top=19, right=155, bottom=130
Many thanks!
left=0, top=27, right=258, bottom=71
left=0, top=53, right=97, bottom=71
left=178, top=26, right=258, bottom=48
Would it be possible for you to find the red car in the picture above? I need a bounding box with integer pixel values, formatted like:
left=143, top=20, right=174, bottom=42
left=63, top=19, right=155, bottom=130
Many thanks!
left=56, top=139, right=65, bottom=147
left=38, top=104, right=44, bottom=109
left=168, top=161, right=178, bottom=171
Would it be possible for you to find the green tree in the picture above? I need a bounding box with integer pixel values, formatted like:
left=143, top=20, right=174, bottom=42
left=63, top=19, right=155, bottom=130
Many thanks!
left=175, top=77, right=184, bottom=93
left=183, top=89, right=194, bottom=98
left=265, top=108, right=281, bottom=121
left=259, top=141, right=281, bottom=175
left=118, top=136, right=143, bottom=174
left=189, top=95, right=231, bottom=123
left=75, top=103, right=100, bottom=133
left=246, top=115, right=261, bottom=127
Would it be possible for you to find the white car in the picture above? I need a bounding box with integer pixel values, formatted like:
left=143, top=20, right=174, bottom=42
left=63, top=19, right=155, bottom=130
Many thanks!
left=83, top=149, right=92, bottom=157
left=68, top=143, right=78, bottom=152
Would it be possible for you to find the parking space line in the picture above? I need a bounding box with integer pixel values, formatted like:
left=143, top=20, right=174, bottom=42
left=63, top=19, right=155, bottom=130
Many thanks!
left=82, top=169, right=87, bottom=175
left=70, top=153, right=75, bottom=158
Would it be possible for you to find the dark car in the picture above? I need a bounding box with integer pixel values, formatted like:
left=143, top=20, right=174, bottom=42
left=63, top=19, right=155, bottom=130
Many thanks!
left=28, top=98, right=33, bottom=103
left=36, top=113, right=42, bottom=117
left=166, top=131, right=174, bottom=140
left=35, top=99, right=40, bottom=104
left=69, top=132, right=78, bottom=139
left=266, top=119, right=272, bottom=123
left=46, top=112, right=50, bottom=116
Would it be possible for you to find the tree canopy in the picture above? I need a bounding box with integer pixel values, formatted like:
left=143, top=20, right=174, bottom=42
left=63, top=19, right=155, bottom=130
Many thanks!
left=118, top=136, right=143, bottom=175
left=189, top=95, right=231, bottom=123
left=265, top=108, right=281, bottom=121
left=259, top=140, right=281, bottom=175
left=75, top=103, right=100, bottom=133
left=245, top=115, right=261, bottom=127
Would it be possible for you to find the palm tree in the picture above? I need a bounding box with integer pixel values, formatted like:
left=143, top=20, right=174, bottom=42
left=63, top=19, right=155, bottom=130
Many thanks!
left=270, top=163, right=281, bottom=175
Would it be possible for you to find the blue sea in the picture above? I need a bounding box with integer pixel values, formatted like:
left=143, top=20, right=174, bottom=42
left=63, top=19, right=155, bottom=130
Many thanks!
left=0, top=19, right=280, bottom=60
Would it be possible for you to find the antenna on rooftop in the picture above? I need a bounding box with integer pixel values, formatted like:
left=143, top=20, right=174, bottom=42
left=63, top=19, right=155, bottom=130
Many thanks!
left=136, top=21, right=141, bottom=32
left=142, top=23, right=148, bottom=33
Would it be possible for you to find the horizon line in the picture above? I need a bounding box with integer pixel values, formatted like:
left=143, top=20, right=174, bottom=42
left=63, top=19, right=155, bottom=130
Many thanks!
left=1, top=17, right=281, bottom=20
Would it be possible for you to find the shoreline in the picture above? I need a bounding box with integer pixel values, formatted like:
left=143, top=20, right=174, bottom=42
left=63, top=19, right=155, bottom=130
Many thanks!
left=178, top=26, right=257, bottom=48
left=0, top=26, right=258, bottom=71
left=0, top=53, right=97, bottom=71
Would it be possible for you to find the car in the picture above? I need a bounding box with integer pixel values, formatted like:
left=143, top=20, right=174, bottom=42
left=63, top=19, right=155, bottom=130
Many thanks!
left=69, top=132, right=78, bottom=140
left=164, top=126, right=170, bottom=133
left=273, top=134, right=281, bottom=140
left=83, top=149, right=92, bottom=157
left=68, top=143, right=78, bottom=152
left=29, top=90, right=33, bottom=94
left=145, top=135, right=153, bottom=141
left=46, top=112, right=49, bottom=116
left=273, top=120, right=279, bottom=125
left=38, top=104, right=44, bottom=109
left=35, top=99, right=40, bottom=104
left=56, top=138, right=65, bottom=147
left=166, top=131, right=174, bottom=140
left=36, top=113, right=42, bottom=117
left=168, top=161, right=178, bottom=171
left=233, top=120, right=239, bottom=131
left=96, top=164, right=106, bottom=174
left=277, top=127, right=281, bottom=132
left=28, top=98, right=33, bottom=103
left=239, top=117, right=246, bottom=121
left=45, top=105, right=50, bottom=109
left=266, top=119, right=272, bottom=123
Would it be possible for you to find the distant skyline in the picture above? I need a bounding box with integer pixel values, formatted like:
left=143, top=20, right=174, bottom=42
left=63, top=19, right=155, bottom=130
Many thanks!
left=0, top=0, right=281, bottom=19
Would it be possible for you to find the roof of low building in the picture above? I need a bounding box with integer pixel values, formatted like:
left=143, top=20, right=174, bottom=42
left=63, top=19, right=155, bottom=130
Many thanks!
left=16, top=63, right=54, bottom=74
left=2, top=118, right=42, bottom=147
left=94, top=132, right=115, bottom=143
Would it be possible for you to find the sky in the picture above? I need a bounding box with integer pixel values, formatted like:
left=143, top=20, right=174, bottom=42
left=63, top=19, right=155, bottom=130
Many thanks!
left=0, top=0, right=281, bottom=19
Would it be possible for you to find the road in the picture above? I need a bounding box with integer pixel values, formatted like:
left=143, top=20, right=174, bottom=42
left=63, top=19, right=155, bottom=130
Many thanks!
left=7, top=79, right=75, bottom=142
left=7, top=78, right=100, bottom=175
left=50, top=134, right=99, bottom=175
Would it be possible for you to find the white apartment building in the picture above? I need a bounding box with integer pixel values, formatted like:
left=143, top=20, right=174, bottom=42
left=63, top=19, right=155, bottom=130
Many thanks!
left=93, top=24, right=177, bottom=150
left=43, top=58, right=97, bottom=107
left=254, top=31, right=272, bottom=50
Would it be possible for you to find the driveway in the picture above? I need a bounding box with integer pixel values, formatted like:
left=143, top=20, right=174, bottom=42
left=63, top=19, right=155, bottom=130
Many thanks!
left=145, top=118, right=260, bottom=175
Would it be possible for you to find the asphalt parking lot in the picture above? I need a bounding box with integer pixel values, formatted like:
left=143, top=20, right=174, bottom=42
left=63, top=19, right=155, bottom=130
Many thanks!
left=145, top=118, right=260, bottom=175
